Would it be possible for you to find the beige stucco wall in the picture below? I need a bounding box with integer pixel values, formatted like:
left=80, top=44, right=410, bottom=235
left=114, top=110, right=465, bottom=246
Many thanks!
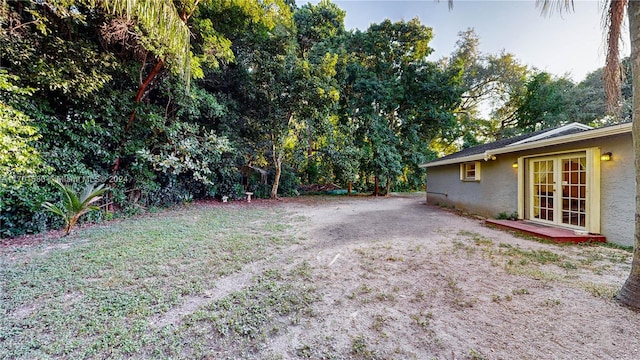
left=426, top=133, right=634, bottom=247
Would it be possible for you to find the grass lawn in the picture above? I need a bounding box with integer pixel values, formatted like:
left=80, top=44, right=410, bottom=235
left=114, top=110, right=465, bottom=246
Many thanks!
left=4, top=195, right=636, bottom=359
left=1, top=204, right=317, bottom=359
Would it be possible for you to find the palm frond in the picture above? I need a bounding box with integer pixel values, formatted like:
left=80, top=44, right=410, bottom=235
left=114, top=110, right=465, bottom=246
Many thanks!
left=75, top=206, right=100, bottom=219
left=535, top=0, right=625, bottom=117
left=79, top=183, right=107, bottom=207
left=41, top=202, right=66, bottom=219
left=434, top=0, right=454, bottom=10
left=52, top=179, right=74, bottom=211
left=91, top=0, right=191, bottom=84
left=68, top=187, right=82, bottom=212
left=535, top=0, right=574, bottom=17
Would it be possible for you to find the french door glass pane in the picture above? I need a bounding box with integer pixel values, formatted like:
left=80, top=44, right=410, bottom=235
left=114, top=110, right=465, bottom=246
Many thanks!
left=561, top=156, right=587, bottom=227
left=532, top=159, right=554, bottom=221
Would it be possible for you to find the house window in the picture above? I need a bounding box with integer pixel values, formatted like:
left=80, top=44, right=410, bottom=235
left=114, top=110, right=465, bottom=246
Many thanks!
left=460, top=162, right=481, bottom=181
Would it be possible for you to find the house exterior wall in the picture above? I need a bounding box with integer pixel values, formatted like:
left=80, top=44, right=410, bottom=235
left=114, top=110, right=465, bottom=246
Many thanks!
left=426, top=155, right=519, bottom=218
left=598, top=133, right=634, bottom=247
left=425, top=132, right=634, bottom=247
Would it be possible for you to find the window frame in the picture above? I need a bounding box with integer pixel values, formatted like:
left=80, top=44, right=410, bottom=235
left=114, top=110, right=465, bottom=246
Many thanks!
left=460, top=161, right=481, bottom=181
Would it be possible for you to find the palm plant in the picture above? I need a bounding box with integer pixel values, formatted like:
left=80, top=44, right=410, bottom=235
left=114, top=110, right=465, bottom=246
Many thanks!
left=42, top=180, right=108, bottom=236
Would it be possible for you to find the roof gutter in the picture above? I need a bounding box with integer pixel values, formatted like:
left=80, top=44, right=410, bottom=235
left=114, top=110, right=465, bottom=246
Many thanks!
left=418, top=153, right=486, bottom=168
left=420, top=122, right=631, bottom=169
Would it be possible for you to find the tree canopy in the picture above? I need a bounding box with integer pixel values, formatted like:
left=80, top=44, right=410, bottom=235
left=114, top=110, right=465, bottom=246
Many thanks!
left=0, top=0, right=624, bottom=237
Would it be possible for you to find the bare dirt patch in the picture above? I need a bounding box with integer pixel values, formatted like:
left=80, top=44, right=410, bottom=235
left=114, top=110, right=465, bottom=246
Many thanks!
left=261, top=194, right=640, bottom=359
left=4, top=194, right=639, bottom=359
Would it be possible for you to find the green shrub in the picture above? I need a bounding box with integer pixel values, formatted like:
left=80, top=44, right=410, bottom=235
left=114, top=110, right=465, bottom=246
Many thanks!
left=251, top=183, right=272, bottom=199
left=496, top=211, right=519, bottom=220
left=277, top=165, right=301, bottom=197
left=138, top=122, right=231, bottom=181
left=0, top=177, right=57, bottom=237
left=0, top=97, right=57, bottom=237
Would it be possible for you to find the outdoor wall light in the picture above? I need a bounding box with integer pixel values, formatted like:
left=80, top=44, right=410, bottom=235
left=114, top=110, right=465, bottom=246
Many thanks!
left=600, top=152, right=612, bottom=161
left=512, top=162, right=518, bottom=168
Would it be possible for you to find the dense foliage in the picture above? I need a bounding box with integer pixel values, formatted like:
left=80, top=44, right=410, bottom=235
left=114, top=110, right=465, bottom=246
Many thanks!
left=0, top=1, right=623, bottom=237
left=435, top=28, right=631, bottom=151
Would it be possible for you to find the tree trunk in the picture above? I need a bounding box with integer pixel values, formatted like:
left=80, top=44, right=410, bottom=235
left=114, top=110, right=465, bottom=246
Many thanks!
left=617, top=0, right=640, bottom=310
left=374, top=176, right=379, bottom=197
left=347, top=181, right=352, bottom=196
left=112, top=59, right=164, bottom=174
left=271, top=146, right=282, bottom=199
left=385, top=179, right=391, bottom=197
left=307, top=123, right=313, bottom=157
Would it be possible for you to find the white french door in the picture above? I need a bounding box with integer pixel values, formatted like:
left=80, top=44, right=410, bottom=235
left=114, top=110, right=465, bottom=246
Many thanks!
left=530, top=153, right=588, bottom=229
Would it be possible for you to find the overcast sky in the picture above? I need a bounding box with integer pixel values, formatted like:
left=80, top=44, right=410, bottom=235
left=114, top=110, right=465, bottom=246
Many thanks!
left=300, top=0, right=630, bottom=82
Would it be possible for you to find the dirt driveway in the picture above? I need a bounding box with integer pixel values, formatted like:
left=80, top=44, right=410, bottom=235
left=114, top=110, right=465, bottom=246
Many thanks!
left=267, top=194, right=640, bottom=359
left=4, top=194, right=640, bottom=359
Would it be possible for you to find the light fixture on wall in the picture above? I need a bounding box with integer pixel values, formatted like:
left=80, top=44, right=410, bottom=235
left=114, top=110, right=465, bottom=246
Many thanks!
left=600, top=152, right=612, bottom=161
left=512, top=162, right=518, bottom=168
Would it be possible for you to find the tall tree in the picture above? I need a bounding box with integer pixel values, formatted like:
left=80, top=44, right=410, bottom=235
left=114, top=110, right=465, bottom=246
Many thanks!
left=565, top=58, right=632, bottom=125
left=107, top=0, right=292, bottom=174
left=444, top=29, right=529, bottom=143
left=346, top=19, right=435, bottom=194
left=510, top=71, right=573, bottom=133
left=293, top=0, right=345, bottom=183
left=341, top=18, right=461, bottom=194
left=237, top=22, right=302, bottom=198
left=106, top=0, right=208, bottom=174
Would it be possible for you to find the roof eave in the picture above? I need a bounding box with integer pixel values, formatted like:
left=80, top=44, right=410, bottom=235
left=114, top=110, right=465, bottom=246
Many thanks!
left=420, top=122, right=631, bottom=169
left=488, top=122, right=631, bottom=157
left=419, top=153, right=487, bottom=168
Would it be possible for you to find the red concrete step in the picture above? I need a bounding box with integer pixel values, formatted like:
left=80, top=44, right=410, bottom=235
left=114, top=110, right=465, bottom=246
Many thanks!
left=485, top=219, right=606, bottom=244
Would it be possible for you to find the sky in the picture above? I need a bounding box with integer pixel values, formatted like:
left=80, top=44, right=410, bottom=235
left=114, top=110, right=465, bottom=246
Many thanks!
left=301, top=0, right=630, bottom=82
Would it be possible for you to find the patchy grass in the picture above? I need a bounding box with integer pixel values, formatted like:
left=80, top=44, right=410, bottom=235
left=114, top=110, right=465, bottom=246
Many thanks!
left=580, top=241, right=634, bottom=253
left=411, top=311, right=433, bottom=330
left=454, top=229, right=632, bottom=306
left=469, top=348, right=489, bottom=360
left=0, top=205, right=305, bottom=359
left=497, top=244, right=564, bottom=265
left=371, top=315, right=387, bottom=332
left=542, top=299, right=562, bottom=307
left=578, top=281, right=619, bottom=300
left=351, top=335, right=378, bottom=359
left=2, top=196, right=636, bottom=359
left=512, top=288, right=530, bottom=295
left=504, top=266, right=563, bottom=281
left=164, top=264, right=319, bottom=358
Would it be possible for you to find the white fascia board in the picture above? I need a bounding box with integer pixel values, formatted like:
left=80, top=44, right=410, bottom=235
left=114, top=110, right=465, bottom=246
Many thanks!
left=486, top=122, right=631, bottom=158
left=509, top=122, right=593, bottom=146
left=419, top=153, right=487, bottom=168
